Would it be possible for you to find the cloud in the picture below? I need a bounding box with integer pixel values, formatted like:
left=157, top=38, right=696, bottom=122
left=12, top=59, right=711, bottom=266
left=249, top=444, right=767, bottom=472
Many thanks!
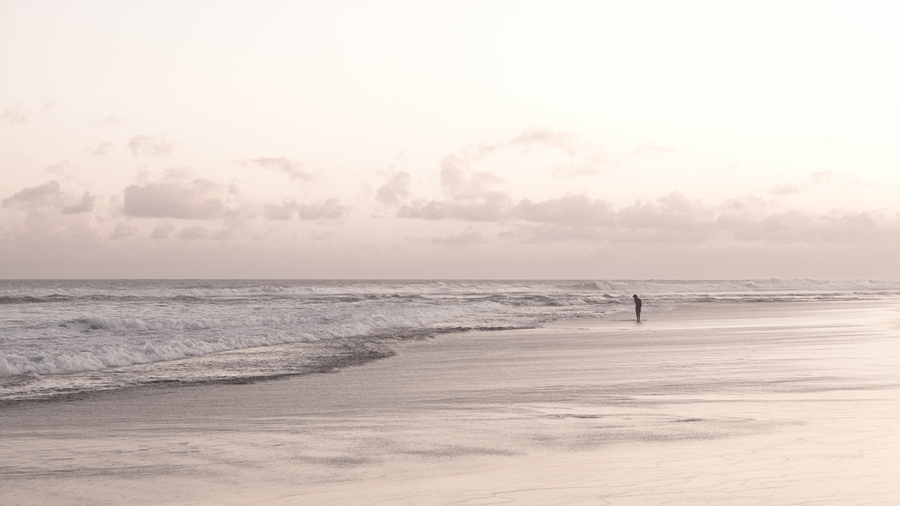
left=399, top=192, right=510, bottom=222
left=150, top=223, right=175, bottom=239
left=717, top=207, right=897, bottom=245
left=262, top=197, right=348, bottom=220
left=807, top=170, right=871, bottom=188
left=502, top=192, right=716, bottom=244
left=455, top=128, right=608, bottom=170
left=768, top=170, right=869, bottom=196
left=157, top=166, right=196, bottom=182
left=61, top=193, right=95, bottom=214
left=375, top=171, right=411, bottom=206
left=1, top=106, right=30, bottom=125
left=2, top=181, right=61, bottom=209
left=264, top=199, right=298, bottom=220
left=123, top=179, right=236, bottom=219
left=175, top=226, right=209, bottom=240
left=2, top=181, right=95, bottom=217
left=110, top=222, right=138, bottom=240
left=128, top=134, right=175, bottom=156
left=769, top=184, right=802, bottom=195
left=210, top=221, right=244, bottom=240
left=616, top=192, right=713, bottom=230
left=446, top=129, right=616, bottom=185
left=401, top=131, right=616, bottom=221
left=509, top=129, right=580, bottom=155
left=399, top=137, right=612, bottom=221
left=45, top=161, right=82, bottom=180
left=499, top=223, right=606, bottom=243
left=552, top=151, right=613, bottom=177
left=393, top=140, right=893, bottom=248
left=513, top=194, right=615, bottom=227
left=297, top=199, right=347, bottom=220
left=240, top=157, right=314, bottom=182
left=91, top=141, right=115, bottom=156
left=399, top=187, right=897, bottom=247
left=0, top=182, right=102, bottom=249
left=506, top=129, right=614, bottom=176
left=466, top=128, right=584, bottom=159
left=1, top=102, right=55, bottom=125
left=432, top=230, right=487, bottom=245
left=629, top=143, right=675, bottom=157
left=810, top=170, right=834, bottom=185
left=439, top=154, right=504, bottom=200
left=100, top=116, right=126, bottom=126
left=122, top=172, right=344, bottom=223
left=0, top=213, right=102, bottom=250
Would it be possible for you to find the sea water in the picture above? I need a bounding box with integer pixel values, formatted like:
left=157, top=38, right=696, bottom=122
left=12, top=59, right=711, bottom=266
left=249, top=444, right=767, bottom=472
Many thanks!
left=1, top=279, right=896, bottom=403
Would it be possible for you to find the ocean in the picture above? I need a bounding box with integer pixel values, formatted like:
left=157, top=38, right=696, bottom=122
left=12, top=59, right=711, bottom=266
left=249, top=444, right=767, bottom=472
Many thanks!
left=2, top=278, right=897, bottom=404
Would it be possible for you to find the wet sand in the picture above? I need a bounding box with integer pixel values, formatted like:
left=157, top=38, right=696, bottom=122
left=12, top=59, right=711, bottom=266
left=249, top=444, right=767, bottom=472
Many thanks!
left=1, top=300, right=898, bottom=505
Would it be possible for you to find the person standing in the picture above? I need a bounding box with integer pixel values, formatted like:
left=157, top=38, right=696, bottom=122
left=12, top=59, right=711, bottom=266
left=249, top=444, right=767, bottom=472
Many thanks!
left=633, top=294, right=642, bottom=322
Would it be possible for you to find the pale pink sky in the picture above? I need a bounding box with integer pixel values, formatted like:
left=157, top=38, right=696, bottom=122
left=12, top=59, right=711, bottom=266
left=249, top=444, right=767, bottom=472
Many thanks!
left=1, top=0, right=897, bottom=279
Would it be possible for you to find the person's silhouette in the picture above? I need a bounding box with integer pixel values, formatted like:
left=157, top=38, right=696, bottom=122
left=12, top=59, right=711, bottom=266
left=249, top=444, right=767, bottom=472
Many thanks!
left=633, top=294, right=642, bottom=322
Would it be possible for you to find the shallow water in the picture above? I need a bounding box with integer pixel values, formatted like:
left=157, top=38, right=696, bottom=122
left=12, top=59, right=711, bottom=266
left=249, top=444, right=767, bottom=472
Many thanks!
left=2, top=279, right=897, bottom=402
left=1, top=300, right=897, bottom=505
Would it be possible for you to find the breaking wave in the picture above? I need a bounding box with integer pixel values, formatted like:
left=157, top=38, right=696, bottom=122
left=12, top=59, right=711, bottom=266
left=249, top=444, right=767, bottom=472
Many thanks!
left=1, top=278, right=897, bottom=402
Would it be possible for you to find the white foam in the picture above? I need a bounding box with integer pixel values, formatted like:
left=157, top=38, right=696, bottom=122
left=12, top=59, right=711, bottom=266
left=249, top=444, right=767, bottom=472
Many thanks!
left=1, top=279, right=896, bottom=382
left=0, top=298, right=501, bottom=377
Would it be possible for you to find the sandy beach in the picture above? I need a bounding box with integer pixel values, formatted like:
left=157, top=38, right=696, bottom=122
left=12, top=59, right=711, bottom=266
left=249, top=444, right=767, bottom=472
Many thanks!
left=4, top=2, right=898, bottom=504
left=2, top=299, right=898, bottom=505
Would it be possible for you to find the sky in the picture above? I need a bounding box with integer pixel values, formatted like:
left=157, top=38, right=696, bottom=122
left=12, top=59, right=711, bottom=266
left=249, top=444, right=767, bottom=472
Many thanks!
left=1, top=0, right=898, bottom=279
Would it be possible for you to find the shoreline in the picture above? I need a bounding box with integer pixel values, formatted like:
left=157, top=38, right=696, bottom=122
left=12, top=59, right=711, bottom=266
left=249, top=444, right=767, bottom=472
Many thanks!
left=2, top=299, right=898, bottom=505
left=4, top=297, right=891, bottom=407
